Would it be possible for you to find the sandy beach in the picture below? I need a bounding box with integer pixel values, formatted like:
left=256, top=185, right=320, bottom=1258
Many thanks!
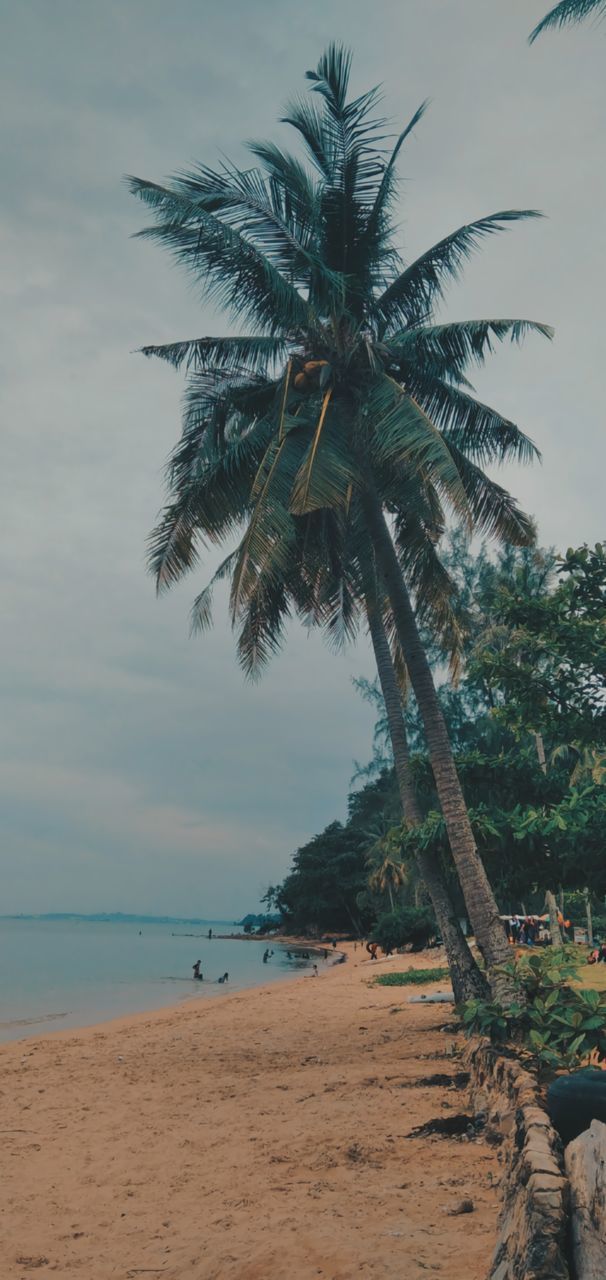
left=0, top=948, right=499, bottom=1280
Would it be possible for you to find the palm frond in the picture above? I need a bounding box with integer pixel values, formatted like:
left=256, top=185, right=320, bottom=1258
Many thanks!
left=360, top=100, right=429, bottom=263
left=190, top=549, right=239, bottom=634
left=236, top=577, right=292, bottom=678
left=375, top=211, right=543, bottom=333
left=402, top=376, right=540, bottom=467
left=368, top=376, right=471, bottom=524
left=229, top=431, right=304, bottom=617
left=148, top=492, right=202, bottom=593
left=280, top=95, right=335, bottom=179
left=388, top=318, right=553, bottom=371
left=448, top=446, right=536, bottom=547
left=128, top=176, right=319, bottom=336
left=530, top=0, right=606, bottom=42
left=290, top=429, right=356, bottom=516
left=139, top=335, right=287, bottom=375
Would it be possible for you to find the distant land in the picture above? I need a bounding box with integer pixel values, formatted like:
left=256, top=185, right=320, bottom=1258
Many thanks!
left=0, top=912, right=238, bottom=925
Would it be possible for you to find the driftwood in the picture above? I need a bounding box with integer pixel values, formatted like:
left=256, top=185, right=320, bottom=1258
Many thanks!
left=565, top=1119, right=606, bottom=1280
left=409, top=990, right=454, bottom=1004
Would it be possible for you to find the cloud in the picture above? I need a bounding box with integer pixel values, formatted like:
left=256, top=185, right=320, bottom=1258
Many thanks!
left=1, top=0, right=604, bottom=915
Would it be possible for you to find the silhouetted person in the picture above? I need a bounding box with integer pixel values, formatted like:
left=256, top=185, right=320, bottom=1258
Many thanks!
left=192, top=960, right=203, bottom=981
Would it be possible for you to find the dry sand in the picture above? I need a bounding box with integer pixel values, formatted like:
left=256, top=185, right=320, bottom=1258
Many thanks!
left=0, top=947, right=499, bottom=1280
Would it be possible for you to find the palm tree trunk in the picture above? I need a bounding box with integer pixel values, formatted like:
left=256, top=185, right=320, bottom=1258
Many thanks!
left=387, top=881, right=395, bottom=912
left=545, top=889, right=563, bottom=946
left=584, top=887, right=594, bottom=947
left=362, top=491, right=512, bottom=1002
left=365, top=592, right=488, bottom=1002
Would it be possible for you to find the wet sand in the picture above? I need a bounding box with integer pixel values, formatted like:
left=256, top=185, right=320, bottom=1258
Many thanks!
left=0, top=947, right=499, bottom=1279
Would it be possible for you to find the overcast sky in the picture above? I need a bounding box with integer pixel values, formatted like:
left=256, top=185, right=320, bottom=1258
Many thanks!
left=1, top=1, right=604, bottom=918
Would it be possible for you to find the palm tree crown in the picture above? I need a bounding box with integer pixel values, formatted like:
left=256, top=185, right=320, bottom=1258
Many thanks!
left=129, top=42, right=550, bottom=663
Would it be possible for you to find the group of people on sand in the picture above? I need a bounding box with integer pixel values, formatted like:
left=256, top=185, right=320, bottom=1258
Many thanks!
left=505, top=911, right=572, bottom=946
left=192, top=960, right=229, bottom=983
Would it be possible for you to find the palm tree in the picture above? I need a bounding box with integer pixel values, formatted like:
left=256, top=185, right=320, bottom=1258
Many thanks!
left=530, top=0, right=606, bottom=41
left=366, top=831, right=408, bottom=911
left=130, top=45, right=551, bottom=997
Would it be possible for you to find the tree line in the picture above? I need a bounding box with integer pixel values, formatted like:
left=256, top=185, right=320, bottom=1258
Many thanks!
left=263, top=537, right=606, bottom=953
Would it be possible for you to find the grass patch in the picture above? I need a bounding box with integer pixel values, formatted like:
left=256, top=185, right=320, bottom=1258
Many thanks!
left=373, top=967, right=450, bottom=988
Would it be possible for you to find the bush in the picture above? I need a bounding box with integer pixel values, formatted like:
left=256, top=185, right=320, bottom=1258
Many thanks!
left=373, top=967, right=450, bottom=987
left=461, top=948, right=606, bottom=1076
left=372, top=906, right=435, bottom=954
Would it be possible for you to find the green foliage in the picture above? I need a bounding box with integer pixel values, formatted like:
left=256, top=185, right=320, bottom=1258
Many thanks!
left=461, top=949, right=606, bottom=1075
left=372, top=906, right=435, bottom=953
left=393, top=538, right=606, bottom=907
left=373, top=967, right=450, bottom=987
left=270, top=821, right=372, bottom=936
left=473, top=543, right=606, bottom=752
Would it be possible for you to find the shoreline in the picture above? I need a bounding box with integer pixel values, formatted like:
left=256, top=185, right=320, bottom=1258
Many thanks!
left=0, top=957, right=331, bottom=1051
left=0, top=936, right=340, bottom=1048
left=0, top=958, right=316, bottom=1049
left=0, top=946, right=499, bottom=1279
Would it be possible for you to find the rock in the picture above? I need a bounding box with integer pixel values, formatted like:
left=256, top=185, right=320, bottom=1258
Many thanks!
left=565, top=1118, right=606, bottom=1280
left=447, top=1197, right=474, bottom=1216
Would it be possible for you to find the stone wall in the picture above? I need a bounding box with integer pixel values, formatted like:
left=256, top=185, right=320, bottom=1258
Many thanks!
left=466, top=1042, right=570, bottom=1280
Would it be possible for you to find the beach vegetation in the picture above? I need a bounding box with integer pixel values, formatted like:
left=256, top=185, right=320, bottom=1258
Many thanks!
left=461, top=948, right=606, bottom=1076
left=373, top=967, right=450, bottom=987
left=269, top=536, right=606, bottom=960
left=371, top=906, right=435, bottom=954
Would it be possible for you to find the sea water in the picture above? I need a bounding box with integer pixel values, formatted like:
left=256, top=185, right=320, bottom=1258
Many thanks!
left=0, top=918, right=314, bottom=1042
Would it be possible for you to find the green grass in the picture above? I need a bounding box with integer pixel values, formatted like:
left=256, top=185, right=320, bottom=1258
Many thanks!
left=373, top=967, right=450, bottom=988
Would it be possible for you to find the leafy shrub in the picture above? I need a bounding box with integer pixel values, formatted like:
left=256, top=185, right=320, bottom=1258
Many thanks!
left=373, top=967, right=450, bottom=987
left=461, top=949, right=606, bottom=1075
left=372, top=907, right=435, bottom=954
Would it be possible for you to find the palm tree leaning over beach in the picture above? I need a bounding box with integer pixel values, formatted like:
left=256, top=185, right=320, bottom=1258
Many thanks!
left=530, top=0, right=606, bottom=41
left=188, top=498, right=490, bottom=1001
left=130, top=45, right=551, bottom=1000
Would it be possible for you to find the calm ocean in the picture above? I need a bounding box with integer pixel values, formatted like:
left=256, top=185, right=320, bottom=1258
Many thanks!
left=0, top=918, right=312, bottom=1043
